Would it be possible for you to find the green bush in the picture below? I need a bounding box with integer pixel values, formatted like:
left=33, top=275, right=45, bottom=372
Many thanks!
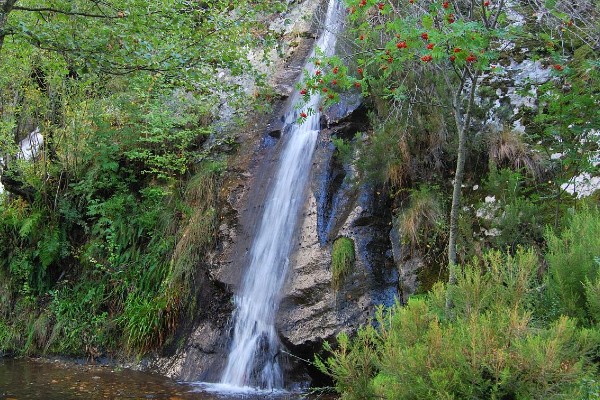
left=480, top=166, right=545, bottom=251
left=119, top=292, right=170, bottom=354
left=46, top=283, right=109, bottom=355
left=546, top=206, right=600, bottom=323
left=332, top=237, right=356, bottom=290
left=318, top=248, right=600, bottom=399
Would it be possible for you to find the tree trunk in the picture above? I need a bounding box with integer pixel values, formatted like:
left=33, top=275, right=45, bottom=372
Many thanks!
left=0, top=0, right=18, bottom=55
left=446, top=73, right=479, bottom=310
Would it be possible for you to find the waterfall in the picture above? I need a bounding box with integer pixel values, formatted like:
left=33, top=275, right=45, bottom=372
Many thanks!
left=220, top=0, right=343, bottom=389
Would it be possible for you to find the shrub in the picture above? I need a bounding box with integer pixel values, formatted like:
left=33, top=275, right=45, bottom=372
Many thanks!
left=546, top=206, right=600, bottom=323
left=318, top=249, right=600, bottom=399
left=479, top=166, right=545, bottom=251
left=331, top=237, right=356, bottom=290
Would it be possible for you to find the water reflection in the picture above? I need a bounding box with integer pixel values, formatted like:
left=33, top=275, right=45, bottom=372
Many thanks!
left=0, top=359, right=328, bottom=399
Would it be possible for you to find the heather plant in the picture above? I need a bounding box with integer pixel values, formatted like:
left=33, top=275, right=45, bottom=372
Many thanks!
left=318, top=247, right=600, bottom=399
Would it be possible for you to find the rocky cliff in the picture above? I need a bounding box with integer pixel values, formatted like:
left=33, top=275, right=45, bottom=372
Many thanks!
left=148, top=0, right=399, bottom=385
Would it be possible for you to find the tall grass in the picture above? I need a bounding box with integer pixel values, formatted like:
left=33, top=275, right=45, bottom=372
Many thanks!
left=332, top=237, right=356, bottom=290
left=397, top=186, right=444, bottom=249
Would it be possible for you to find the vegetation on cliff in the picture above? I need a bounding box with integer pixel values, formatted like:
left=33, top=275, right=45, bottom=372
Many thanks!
left=0, top=0, right=285, bottom=357
left=318, top=211, right=600, bottom=398
left=0, top=0, right=599, bottom=395
left=303, top=0, right=600, bottom=397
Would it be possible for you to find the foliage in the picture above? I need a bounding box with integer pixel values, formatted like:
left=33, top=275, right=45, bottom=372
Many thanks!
left=46, top=283, right=109, bottom=355
left=318, top=248, right=600, bottom=399
left=478, top=166, right=545, bottom=251
left=331, top=237, right=356, bottom=290
left=0, top=0, right=285, bottom=358
left=533, top=57, right=600, bottom=200
left=545, top=206, right=600, bottom=323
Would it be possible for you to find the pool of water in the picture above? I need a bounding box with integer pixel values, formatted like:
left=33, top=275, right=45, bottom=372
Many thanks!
left=0, top=358, right=332, bottom=399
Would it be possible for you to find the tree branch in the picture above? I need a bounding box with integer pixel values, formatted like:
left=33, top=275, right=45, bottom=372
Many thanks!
left=12, top=6, right=122, bottom=19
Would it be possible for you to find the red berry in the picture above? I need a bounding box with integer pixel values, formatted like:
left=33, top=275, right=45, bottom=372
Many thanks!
left=359, top=34, right=365, bottom=40
left=300, top=89, right=307, bottom=95
left=332, top=79, right=338, bottom=85
left=322, top=87, right=328, bottom=93
left=450, top=55, right=456, bottom=62
left=396, top=41, right=407, bottom=49
left=421, top=32, right=429, bottom=40
left=483, top=0, right=489, bottom=6
left=354, top=81, right=361, bottom=88
left=409, top=0, right=414, bottom=3
left=359, top=0, right=366, bottom=7
left=358, top=67, right=364, bottom=74
left=387, top=56, right=393, bottom=63
left=453, top=47, right=461, bottom=53
left=315, top=70, right=321, bottom=76
left=553, top=64, right=563, bottom=71
left=447, top=14, right=455, bottom=23
left=421, top=55, right=433, bottom=62
left=328, top=93, right=335, bottom=99
left=300, top=112, right=307, bottom=118
left=333, top=67, right=339, bottom=74
left=443, top=1, right=449, bottom=8
left=427, top=43, right=435, bottom=50
left=466, top=54, right=477, bottom=63
left=378, top=3, right=384, bottom=10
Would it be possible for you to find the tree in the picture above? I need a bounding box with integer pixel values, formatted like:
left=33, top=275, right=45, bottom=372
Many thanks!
left=0, top=0, right=285, bottom=200
left=299, top=0, right=509, bottom=303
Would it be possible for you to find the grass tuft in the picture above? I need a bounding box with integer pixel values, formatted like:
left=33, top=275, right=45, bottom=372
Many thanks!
left=331, top=237, right=356, bottom=290
left=397, top=186, right=444, bottom=249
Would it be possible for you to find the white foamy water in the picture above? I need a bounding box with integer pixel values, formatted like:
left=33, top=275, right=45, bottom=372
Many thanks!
left=220, top=0, right=343, bottom=390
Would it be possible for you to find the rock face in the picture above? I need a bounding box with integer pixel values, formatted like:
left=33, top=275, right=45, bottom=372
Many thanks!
left=150, top=0, right=398, bottom=386
left=276, top=100, right=398, bottom=381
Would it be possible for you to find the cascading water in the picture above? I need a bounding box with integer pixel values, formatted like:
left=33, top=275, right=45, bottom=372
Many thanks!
left=220, top=0, right=343, bottom=390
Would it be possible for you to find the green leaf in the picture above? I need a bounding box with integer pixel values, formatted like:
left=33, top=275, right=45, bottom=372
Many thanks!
left=422, top=15, right=433, bottom=30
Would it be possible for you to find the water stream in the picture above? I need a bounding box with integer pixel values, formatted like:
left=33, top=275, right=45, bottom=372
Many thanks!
left=220, top=0, right=343, bottom=390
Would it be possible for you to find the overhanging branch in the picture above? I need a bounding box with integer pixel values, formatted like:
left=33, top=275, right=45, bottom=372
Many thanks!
left=12, top=6, right=122, bottom=19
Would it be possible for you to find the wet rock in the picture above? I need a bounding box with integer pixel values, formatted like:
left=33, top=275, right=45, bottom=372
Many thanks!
left=389, top=222, right=423, bottom=302
left=277, top=114, right=398, bottom=382
left=149, top=0, right=397, bottom=387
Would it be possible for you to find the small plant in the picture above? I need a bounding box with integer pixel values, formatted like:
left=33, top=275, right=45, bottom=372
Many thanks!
left=331, top=237, right=356, bottom=290
left=397, top=186, right=444, bottom=250
left=487, top=128, right=541, bottom=177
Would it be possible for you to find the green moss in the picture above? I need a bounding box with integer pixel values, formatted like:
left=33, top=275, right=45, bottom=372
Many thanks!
left=331, top=237, right=356, bottom=290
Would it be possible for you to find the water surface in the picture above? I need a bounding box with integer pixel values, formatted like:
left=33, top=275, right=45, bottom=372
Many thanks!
left=0, top=359, right=331, bottom=399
